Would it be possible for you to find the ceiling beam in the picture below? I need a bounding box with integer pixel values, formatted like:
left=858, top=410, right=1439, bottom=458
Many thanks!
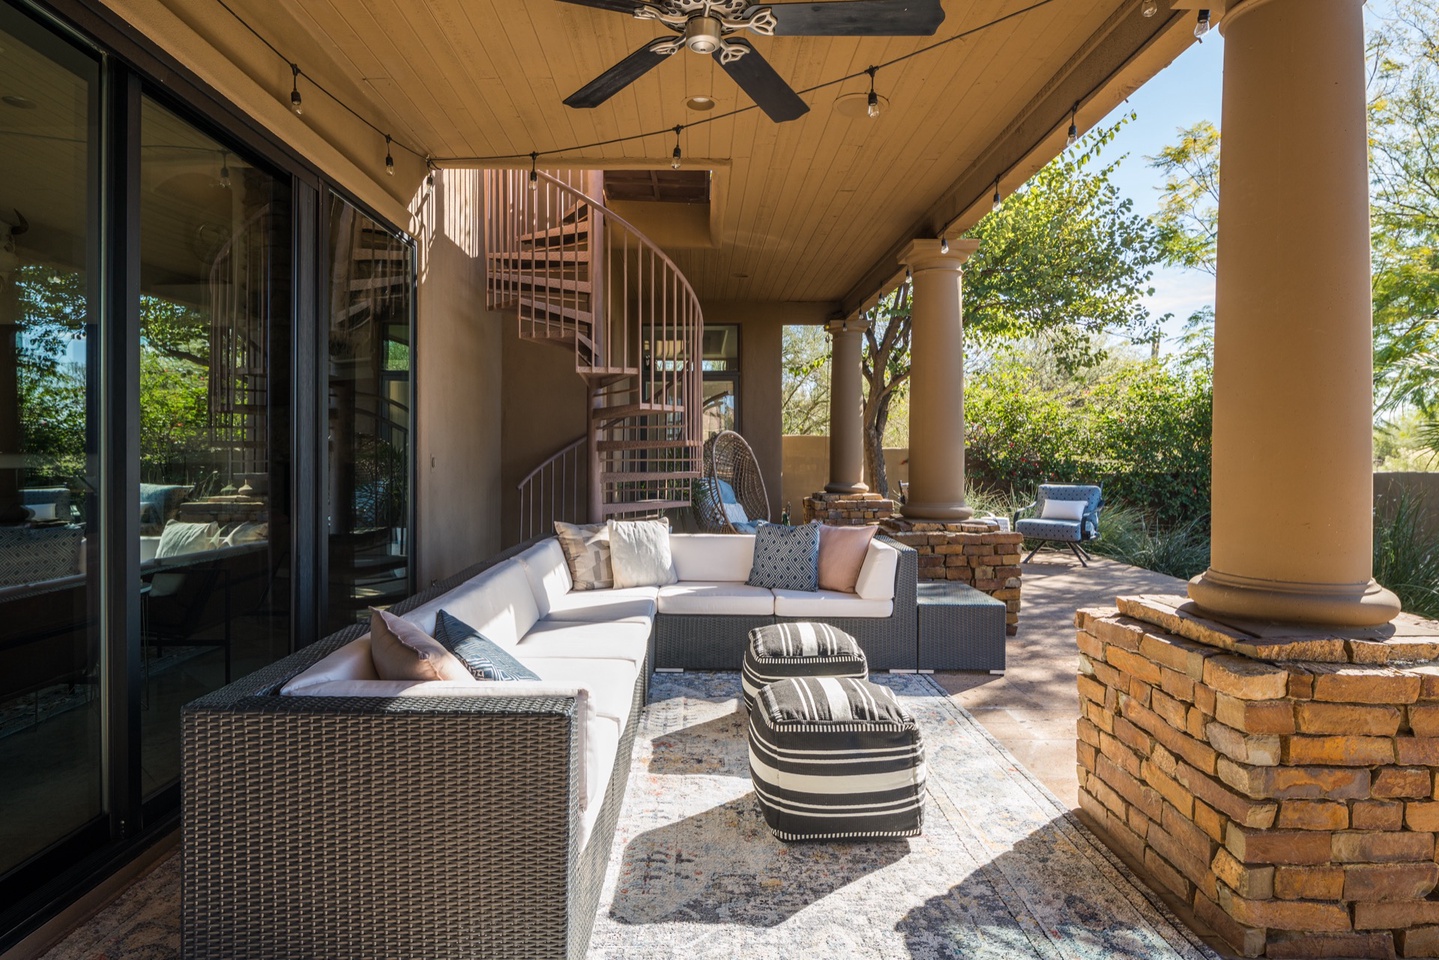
left=840, top=4, right=1203, bottom=319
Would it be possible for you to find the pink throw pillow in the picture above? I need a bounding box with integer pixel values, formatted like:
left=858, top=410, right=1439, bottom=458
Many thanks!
left=368, top=608, right=476, bottom=682
left=817, top=524, right=878, bottom=593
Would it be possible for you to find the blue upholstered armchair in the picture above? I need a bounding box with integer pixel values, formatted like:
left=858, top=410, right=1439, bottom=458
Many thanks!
left=1013, top=484, right=1103, bottom=567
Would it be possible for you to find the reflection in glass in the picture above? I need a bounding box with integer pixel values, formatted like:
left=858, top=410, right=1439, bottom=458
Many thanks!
left=701, top=324, right=740, bottom=438
left=702, top=379, right=737, bottom=437
left=0, top=5, right=102, bottom=877
left=326, top=197, right=413, bottom=632
left=137, top=97, right=292, bottom=798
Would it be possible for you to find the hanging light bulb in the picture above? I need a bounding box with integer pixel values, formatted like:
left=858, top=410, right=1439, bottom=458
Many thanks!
left=1194, top=8, right=1211, bottom=38
left=384, top=135, right=394, bottom=176
left=671, top=125, right=683, bottom=170
left=866, top=66, right=881, bottom=119
left=940, top=236, right=949, bottom=255
left=992, top=181, right=1002, bottom=212
left=218, top=151, right=231, bottom=189
left=289, top=63, right=303, bottom=115
left=529, top=151, right=539, bottom=191
left=1066, top=103, right=1079, bottom=148
left=1141, top=0, right=1158, bottom=17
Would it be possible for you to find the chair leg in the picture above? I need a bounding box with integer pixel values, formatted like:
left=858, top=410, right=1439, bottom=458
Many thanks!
left=1075, top=542, right=1094, bottom=562
left=1068, top=541, right=1090, bottom=567
left=1022, top=542, right=1045, bottom=564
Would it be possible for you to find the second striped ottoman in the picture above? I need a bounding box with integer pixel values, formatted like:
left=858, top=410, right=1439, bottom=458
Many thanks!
left=748, top=676, right=926, bottom=842
left=741, top=621, right=868, bottom=711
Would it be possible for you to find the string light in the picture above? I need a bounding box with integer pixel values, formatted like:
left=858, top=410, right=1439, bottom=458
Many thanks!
left=1194, top=8, right=1211, bottom=38
left=1066, top=102, right=1079, bottom=147
left=425, top=160, right=436, bottom=191
left=866, top=66, right=881, bottom=119
left=992, top=180, right=1002, bottom=212
left=671, top=125, right=683, bottom=170
left=939, top=236, right=949, bottom=255
left=218, top=151, right=231, bottom=189
left=289, top=63, right=303, bottom=115
left=529, top=151, right=539, bottom=190
left=384, top=134, right=394, bottom=176
left=1141, top=0, right=1158, bottom=17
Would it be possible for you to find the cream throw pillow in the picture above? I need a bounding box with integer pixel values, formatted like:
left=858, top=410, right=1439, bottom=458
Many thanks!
left=368, top=608, right=477, bottom=683
left=607, top=518, right=677, bottom=588
left=1040, top=499, right=1087, bottom=522
left=553, top=520, right=614, bottom=590
left=154, top=520, right=219, bottom=559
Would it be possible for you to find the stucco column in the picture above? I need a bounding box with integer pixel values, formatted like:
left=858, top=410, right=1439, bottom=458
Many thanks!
left=1188, top=0, right=1400, bottom=627
left=898, top=238, right=978, bottom=521
left=825, top=317, right=869, bottom=493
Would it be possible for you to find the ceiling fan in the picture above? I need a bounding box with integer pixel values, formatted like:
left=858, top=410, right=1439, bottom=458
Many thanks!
left=559, top=0, right=946, bottom=123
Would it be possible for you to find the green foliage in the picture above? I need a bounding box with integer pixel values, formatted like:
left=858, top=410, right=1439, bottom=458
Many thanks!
left=1148, top=121, right=1220, bottom=275
left=1373, top=489, right=1439, bottom=619
left=1087, top=504, right=1211, bottom=581
left=964, top=352, right=1212, bottom=527
left=781, top=324, right=831, bottom=436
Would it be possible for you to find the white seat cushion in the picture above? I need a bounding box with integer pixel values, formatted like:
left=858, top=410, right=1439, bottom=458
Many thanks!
left=515, top=539, right=573, bottom=617
left=772, top=589, right=894, bottom=619
left=542, top=586, right=658, bottom=622
left=669, top=533, right=756, bottom=582
left=657, top=580, right=775, bottom=616
left=516, top=618, right=652, bottom=666
left=529, top=657, right=641, bottom=730
left=401, top=560, right=540, bottom=647
left=854, top=539, right=900, bottom=601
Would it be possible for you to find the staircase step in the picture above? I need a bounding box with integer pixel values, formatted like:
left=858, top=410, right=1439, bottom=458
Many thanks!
left=488, top=269, right=592, bottom=294
left=578, top=368, right=641, bottom=385
left=600, top=499, right=691, bottom=517
left=592, top=402, right=684, bottom=421
left=600, top=471, right=701, bottom=481
left=518, top=221, right=590, bottom=246
left=518, top=297, right=594, bottom=325
left=487, top=250, right=590, bottom=268
left=595, top=439, right=697, bottom=452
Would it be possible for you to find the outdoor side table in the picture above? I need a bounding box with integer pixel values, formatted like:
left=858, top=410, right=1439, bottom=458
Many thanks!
left=916, top=581, right=1007, bottom=672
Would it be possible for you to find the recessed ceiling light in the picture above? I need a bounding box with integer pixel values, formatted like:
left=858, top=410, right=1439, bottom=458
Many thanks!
left=685, top=95, right=716, bottom=112
left=834, top=92, right=888, bottom=119
left=3, top=95, right=37, bottom=109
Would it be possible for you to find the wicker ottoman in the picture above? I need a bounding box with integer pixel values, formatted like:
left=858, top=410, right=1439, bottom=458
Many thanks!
left=748, top=676, right=926, bottom=841
left=741, top=621, right=868, bottom=711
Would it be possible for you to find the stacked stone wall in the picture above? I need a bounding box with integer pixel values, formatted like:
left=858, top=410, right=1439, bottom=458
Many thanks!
left=880, top=518, right=1022, bottom=636
left=1076, top=596, right=1439, bottom=958
left=801, top=491, right=896, bottom=526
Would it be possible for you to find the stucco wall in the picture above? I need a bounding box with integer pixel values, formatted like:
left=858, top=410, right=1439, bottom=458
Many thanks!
left=1376, top=471, right=1439, bottom=542
left=781, top=435, right=909, bottom=511
left=702, top=301, right=837, bottom=521
left=414, top=170, right=504, bottom=584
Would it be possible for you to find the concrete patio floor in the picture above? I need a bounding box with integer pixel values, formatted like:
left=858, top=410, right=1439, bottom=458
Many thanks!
left=933, top=550, right=1188, bottom=809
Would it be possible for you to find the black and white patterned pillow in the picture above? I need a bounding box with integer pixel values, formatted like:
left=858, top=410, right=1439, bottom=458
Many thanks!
left=433, top=610, right=541, bottom=681
left=746, top=521, right=821, bottom=591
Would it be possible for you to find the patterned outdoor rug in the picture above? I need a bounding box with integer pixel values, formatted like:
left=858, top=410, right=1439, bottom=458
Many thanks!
left=589, top=671, right=1218, bottom=960
left=38, top=672, right=1217, bottom=960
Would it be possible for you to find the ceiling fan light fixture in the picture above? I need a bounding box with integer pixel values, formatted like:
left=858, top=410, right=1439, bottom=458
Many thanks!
left=684, top=16, right=723, bottom=55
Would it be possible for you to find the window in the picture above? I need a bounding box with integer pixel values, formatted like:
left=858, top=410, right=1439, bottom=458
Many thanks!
left=702, top=323, right=739, bottom=437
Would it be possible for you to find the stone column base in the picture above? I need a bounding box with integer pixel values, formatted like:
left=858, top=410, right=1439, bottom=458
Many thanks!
left=1075, top=594, right=1439, bottom=958
left=802, top=491, right=896, bottom=526
left=879, top=518, right=1023, bottom=636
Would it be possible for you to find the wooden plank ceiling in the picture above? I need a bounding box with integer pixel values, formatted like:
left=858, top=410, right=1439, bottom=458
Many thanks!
left=166, top=0, right=1147, bottom=304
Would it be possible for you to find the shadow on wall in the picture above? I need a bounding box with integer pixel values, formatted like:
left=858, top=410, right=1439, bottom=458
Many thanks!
left=782, top=435, right=910, bottom=509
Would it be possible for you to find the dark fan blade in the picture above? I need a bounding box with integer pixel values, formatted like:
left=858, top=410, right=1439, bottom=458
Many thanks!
left=713, top=40, right=809, bottom=123
left=564, top=41, right=673, bottom=108
left=762, top=0, right=946, bottom=36
left=554, top=0, right=646, bottom=13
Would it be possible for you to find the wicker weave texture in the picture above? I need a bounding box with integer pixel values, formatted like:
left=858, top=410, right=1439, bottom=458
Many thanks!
left=693, top=430, right=770, bottom=532
left=916, top=581, right=1007, bottom=671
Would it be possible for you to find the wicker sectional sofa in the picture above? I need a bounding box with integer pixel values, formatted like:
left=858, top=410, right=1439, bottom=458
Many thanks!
left=181, top=532, right=916, bottom=960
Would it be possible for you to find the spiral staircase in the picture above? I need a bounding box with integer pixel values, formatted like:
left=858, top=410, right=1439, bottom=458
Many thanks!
left=484, top=169, right=703, bottom=541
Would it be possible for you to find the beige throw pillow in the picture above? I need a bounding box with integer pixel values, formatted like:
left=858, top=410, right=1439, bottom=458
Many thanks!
left=607, top=517, right=677, bottom=588
left=553, top=520, right=614, bottom=590
left=368, top=608, right=477, bottom=683
left=817, top=524, right=878, bottom=593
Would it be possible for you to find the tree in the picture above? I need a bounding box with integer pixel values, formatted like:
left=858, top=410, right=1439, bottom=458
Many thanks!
left=780, top=324, right=831, bottom=436
left=853, top=115, right=1167, bottom=496
left=1149, top=121, right=1220, bottom=276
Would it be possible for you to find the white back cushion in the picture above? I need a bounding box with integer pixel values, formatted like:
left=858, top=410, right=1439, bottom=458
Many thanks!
left=401, top=560, right=540, bottom=647
left=854, top=538, right=899, bottom=601
left=516, top=539, right=574, bottom=617
left=669, top=533, right=756, bottom=582
left=281, top=638, right=379, bottom=693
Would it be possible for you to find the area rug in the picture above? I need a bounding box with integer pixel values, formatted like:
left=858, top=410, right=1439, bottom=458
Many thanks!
left=588, top=671, right=1218, bottom=960
left=37, top=672, right=1218, bottom=960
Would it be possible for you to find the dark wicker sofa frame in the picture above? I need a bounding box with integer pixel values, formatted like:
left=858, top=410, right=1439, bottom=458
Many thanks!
left=181, top=541, right=642, bottom=960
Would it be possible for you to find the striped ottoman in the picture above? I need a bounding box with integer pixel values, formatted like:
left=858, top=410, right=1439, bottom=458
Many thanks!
left=741, top=621, right=868, bottom=712
left=748, top=676, right=926, bottom=841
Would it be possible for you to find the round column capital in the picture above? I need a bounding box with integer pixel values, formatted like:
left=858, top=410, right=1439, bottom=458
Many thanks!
left=826, top=317, right=870, bottom=337
left=898, top=238, right=979, bottom=272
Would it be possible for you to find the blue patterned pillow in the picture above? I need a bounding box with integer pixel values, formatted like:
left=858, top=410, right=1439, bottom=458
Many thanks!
left=746, top=521, right=821, bottom=591
left=432, top=610, right=541, bottom=681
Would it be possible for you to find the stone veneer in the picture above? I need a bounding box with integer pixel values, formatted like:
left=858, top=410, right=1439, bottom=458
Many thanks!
left=1076, top=595, right=1439, bottom=958
left=802, top=491, right=896, bottom=526
left=879, top=518, right=1023, bottom=636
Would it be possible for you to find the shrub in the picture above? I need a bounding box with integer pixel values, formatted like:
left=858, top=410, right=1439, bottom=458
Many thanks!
left=1374, top=490, right=1439, bottom=619
left=1086, top=503, right=1211, bottom=580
